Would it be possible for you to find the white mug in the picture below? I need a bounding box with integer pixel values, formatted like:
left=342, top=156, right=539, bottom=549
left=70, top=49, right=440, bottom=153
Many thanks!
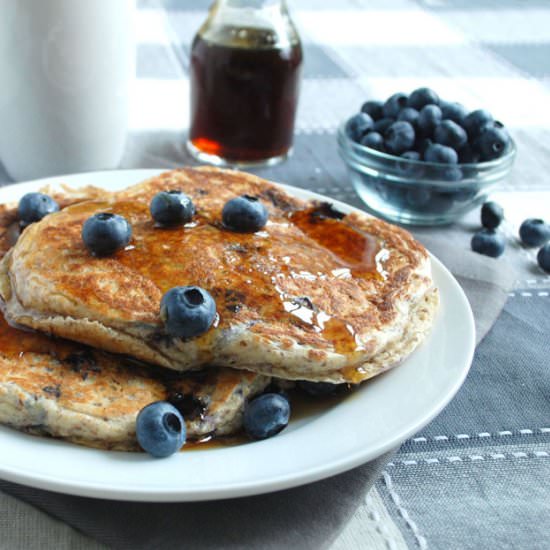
left=0, top=0, right=135, bottom=181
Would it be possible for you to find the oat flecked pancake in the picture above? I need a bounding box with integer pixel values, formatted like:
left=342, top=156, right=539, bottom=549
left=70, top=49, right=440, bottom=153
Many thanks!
left=0, top=167, right=439, bottom=384
left=0, top=197, right=269, bottom=450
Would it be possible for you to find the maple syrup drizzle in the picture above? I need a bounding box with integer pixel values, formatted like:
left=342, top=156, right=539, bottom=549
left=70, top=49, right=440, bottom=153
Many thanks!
left=51, top=199, right=386, bottom=361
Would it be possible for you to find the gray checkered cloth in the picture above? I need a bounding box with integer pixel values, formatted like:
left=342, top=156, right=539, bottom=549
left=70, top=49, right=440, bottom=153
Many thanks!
left=0, top=1, right=548, bottom=548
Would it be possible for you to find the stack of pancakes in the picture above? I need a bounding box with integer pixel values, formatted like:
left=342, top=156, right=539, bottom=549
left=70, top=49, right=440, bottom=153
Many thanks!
left=0, top=168, right=438, bottom=451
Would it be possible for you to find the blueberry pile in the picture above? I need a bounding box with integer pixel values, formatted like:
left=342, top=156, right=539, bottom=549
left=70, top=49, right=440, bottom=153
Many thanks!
left=346, top=88, right=511, bottom=168
left=471, top=201, right=550, bottom=272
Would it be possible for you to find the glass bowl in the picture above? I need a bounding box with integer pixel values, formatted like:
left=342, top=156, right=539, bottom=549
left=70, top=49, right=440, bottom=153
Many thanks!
left=337, top=121, right=516, bottom=226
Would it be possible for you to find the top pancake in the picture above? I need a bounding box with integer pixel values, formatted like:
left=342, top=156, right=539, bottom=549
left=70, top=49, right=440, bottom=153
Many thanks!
left=0, top=167, right=438, bottom=383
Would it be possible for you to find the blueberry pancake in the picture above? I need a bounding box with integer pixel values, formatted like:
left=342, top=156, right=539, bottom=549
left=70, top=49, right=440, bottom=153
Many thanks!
left=0, top=199, right=269, bottom=450
left=0, top=167, right=438, bottom=383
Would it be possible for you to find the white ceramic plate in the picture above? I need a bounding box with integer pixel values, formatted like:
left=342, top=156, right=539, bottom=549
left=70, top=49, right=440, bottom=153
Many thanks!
left=0, top=169, right=475, bottom=502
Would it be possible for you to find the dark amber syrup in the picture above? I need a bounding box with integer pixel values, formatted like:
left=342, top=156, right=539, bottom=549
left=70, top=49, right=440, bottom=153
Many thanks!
left=189, top=32, right=302, bottom=162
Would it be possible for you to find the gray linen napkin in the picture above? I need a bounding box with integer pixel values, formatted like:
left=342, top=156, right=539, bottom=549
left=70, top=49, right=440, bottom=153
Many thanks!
left=412, top=227, right=518, bottom=344
left=0, top=221, right=516, bottom=549
left=0, top=450, right=394, bottom=550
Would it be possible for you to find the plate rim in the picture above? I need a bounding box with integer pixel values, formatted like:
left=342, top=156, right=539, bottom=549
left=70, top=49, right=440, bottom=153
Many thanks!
left=0, top=168, right=475, bottom=501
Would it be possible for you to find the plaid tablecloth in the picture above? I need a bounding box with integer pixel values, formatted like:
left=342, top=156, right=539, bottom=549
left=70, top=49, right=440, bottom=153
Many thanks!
left=0, top=1, right=548, bottom=548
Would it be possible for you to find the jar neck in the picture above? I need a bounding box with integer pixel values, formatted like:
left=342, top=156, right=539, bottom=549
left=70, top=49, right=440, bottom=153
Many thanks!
left=200, top=0, right=299, bottom=48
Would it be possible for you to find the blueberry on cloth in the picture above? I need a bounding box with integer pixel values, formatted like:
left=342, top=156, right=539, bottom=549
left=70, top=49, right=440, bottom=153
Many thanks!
left=18, top=192, right=59, bottom=225
left=81, top=213, right=132, bottom=256
left=160, top=286, right=217, bottom=339
left=519, top=218, right=550, bottom=247
left=471, top=229, right=506, bottom=258
left=407, top=87, right=440, bottom=110
left=481, top=201, right=504, bottom=230
left=150, top=190, right=195, bottom=227
left=385, top=121, right=416, bottom=155
left=244, top=393, right=290, bottom=440
left=136, top=402, right=186, bottom=458
left=537, top=244, right=550, bottom=273
left=222, top=195, right=268, bottom=233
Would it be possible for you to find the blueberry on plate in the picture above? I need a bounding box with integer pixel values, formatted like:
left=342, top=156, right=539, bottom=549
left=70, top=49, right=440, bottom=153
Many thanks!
left=82, top=213, right=132, bottom=256
left=373, top=117, right=395, bottom=135
left=407, top=87, right=439, bottom=110
left=244, top=393, right=290, bottom=440
left=346, top=112, right=374, bottom=141
left=361, top=100, right=384, bottom=120
left=463, top=109, right=494, bottom=139
left=433, top=120, right=468, bottom=150
left=519, top=218, right=550, bottom=247
left=471, top=229, right=506, bottom=258
left=18, top=192, right=59, bottom=225
left=397, top=107, right=419, bottom=127
left=136, top=401, right=186, bottom=458
left=440, top=101, right=468, bottom=125
left=476, top=125, right=510, bottom=161
left=481, top=201, right=504, bottom=230
left=160, top=286, right=216, bottom=339
left=417, top=105, right=443, bottom=137
left=382, top=92, right=408, bottom=118
left=150, top=190, right=195, bottom=227
left=385, top=121, right=415, bottom=155
left=297, top=381, right=346, bottom=397
left=360, top=131, right=385, bottom=151
left=424, top=143, right=458, bottom=164
left=537, top=243, right=550, bottom=273
left=222, top=195, right=268, bottom=233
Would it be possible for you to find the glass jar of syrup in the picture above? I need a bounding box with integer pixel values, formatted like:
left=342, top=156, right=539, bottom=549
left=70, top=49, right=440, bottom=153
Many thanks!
left=187, top=0, right=303, bottom=167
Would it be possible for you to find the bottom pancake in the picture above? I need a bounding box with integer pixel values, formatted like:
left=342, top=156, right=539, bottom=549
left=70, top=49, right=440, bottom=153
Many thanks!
left=0, top=338, right=269, bottom=451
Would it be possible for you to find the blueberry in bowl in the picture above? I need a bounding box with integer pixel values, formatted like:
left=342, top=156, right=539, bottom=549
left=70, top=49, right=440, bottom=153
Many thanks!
left=338, top=89, right=516, bottom=225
